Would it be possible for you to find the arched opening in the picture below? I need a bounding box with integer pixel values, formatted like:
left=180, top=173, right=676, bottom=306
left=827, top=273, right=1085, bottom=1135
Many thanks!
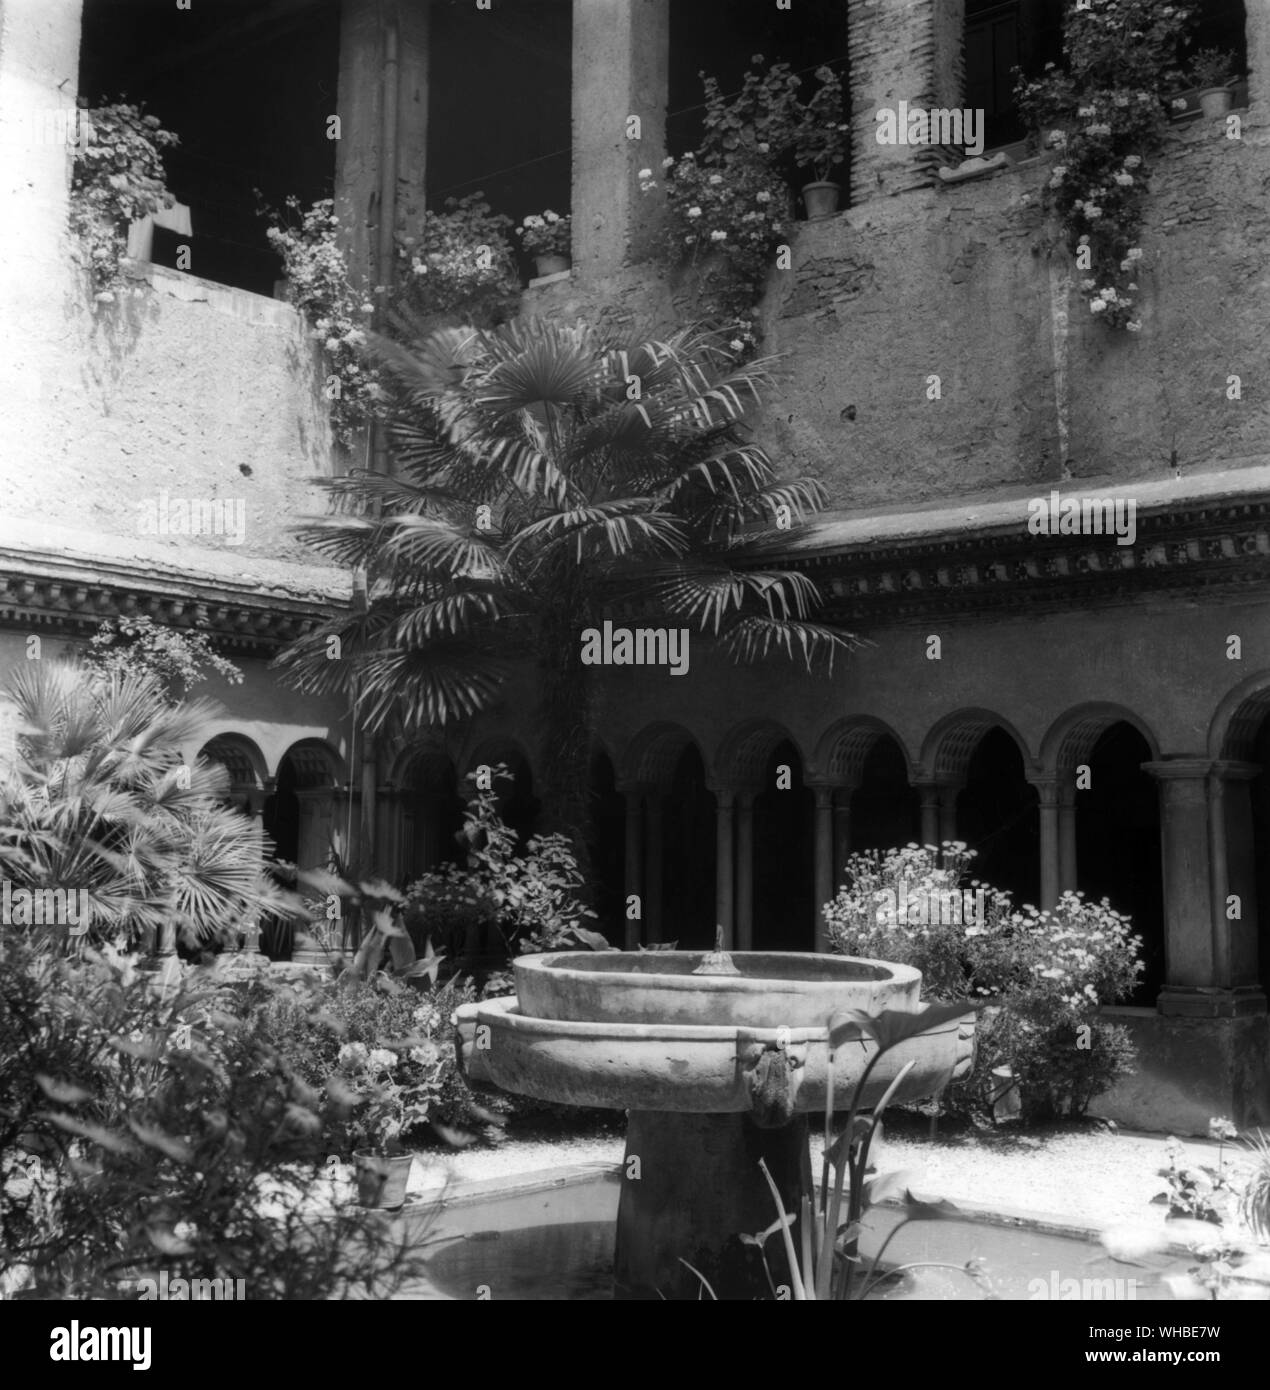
left=1075, top=723, right=1164, bottom=1002
left=849, top=736, right=920, bottom=856
left=398, top=749, right=464, bottom=889
left=661, top=744, right=715, bottom=950
left=199, top=733, right=264, bottom=816
left=752, top=740, right=815, bottom=951
left=957, top=727, right=1039, bottom=907
left=587, top=750, right=626, bottom=944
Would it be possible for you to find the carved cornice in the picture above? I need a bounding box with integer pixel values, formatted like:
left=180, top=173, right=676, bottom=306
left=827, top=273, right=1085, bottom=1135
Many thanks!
left=776, top=495, right=1270, bottom=625
left=0, top=560, right=338, bottom=655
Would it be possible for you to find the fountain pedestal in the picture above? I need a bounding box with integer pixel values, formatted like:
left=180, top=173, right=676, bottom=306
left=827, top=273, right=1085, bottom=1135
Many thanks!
left=615, top=1111, right=806, bottom=1300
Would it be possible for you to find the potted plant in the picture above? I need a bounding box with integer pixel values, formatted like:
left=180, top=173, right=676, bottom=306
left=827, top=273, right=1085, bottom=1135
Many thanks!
left=1189, top=48, right=1236, bottom=119
left=339, top=1040, right=441, bottom=1210
left=517, top=209, right=572, bottom=276
left=793, top=65, right=848, bottom=218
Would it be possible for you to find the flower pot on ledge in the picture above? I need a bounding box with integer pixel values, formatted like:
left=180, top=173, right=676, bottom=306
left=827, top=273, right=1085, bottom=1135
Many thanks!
left=1198, top=87, right=1233, bottom=120
left=533, top=253, right=571, bottom=277
left=801, top=181, right=841, bottom=219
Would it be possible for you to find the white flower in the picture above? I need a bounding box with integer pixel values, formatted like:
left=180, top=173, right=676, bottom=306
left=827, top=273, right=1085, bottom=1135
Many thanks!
left=757, top=141, right=770, bottom=153
left=1124, top=155, right=1142, bottom=169
left=708, top=173, right=723, bottom=185
left=1172, top=97, right=1189, bottom=111
left=687, top=206, right=702, bottom=219
left=369, top=1047, right=398, bottom=1071
left=710, top=229, right=728, bottom=241
left=1090, top=298, right=1107, bottom=314
left=324, top=337, right=341, bottom=352
left=1114, top=173, right=1134, bottom=186
left=729, top=338, right=744, bottom=352
left=637, top=169, right=652, bottom=179
left=1084, top=204, right=1102, bottom=220
left=338, top=1041, right=369, bottom=1069
left=756, top=190, right=771, bottom=203
left=361, top=301, right=374, bottom=313
left=661, top=156, right=675, bottom=169
left=173, top=1220, right=198, bottom=1242
left=1126, top=246, right=1143, bottom=261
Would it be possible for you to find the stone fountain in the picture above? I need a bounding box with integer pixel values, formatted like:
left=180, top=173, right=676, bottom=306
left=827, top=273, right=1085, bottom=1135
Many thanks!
left=455, top=940, right=975, bottom=1299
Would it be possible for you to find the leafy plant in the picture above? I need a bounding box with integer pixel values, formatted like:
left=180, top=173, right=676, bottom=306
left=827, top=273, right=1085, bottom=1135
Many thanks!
left=1153, top=1119, right=1243, bottom=1226
left=0, top=661, right=297, bottom=951
left=1240, top=1128, right=1270, bottom=1242
left=1015, top=0, right=1196, bottom=330
left=274, top=316, right=857, bottom=834
left=516, top=209, right=571, bottom=260
left=792, top=65, right=849, bottom=183
left=0, top=933, right=432, bottom=1299
left=394, top=193, right=520, bottom=326
left=261, top=196, right=383, bottom=444
left=82, top=617, right=243, bottom=704
left=1188, top=47, right=1236, bottom=91
left=69, top=101, right=179, bottom=303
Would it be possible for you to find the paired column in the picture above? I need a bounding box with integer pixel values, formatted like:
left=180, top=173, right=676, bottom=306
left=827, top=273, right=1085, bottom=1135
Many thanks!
left=714, top=788, right=735, bottom=949
left=1143, top=758, right=1264, bottom=1015
left=915, top=779, right=961, bottom=848
left=1029, top=776, right=1060, bottom=911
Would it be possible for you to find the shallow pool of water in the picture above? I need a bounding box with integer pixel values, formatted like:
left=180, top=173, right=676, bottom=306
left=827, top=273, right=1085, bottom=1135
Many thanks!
left=400, top=1171, right=1182, bottom=1301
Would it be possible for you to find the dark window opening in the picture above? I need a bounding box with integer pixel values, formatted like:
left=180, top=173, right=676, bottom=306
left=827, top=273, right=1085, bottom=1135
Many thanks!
left=964, top=0, right=1065, bottom=150
left=78, top=0, right=341, bottom=297
left=427, top=0, right=572, bottom=282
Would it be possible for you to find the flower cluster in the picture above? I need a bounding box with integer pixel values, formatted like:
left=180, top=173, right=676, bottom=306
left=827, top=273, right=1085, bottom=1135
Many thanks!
left=334, top=1033, right=444, bottom=1154
left=395, top=192, right=520, bottom=326
left=262, top=197, right=382, bottom=444
left=516, top=208, right=571, bottom=259
left=1016, top=0, right=1196, bottom=330
left=68, top=102, right=179, bottom=302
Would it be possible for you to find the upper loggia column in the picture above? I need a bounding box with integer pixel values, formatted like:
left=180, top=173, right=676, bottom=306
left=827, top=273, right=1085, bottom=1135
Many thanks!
left=570, top=0, right=668, bottom=279
left=1028, top=776, right=1060, bottom=911
left=847, top=0, right=966, bottom=205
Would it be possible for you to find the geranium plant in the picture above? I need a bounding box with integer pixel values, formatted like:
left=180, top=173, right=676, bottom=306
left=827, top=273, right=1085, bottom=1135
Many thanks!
left=394, top=192, right=520, bottom=326
left=516, top=209, right=571, bottom=260
left=261, top=196, right=383, bottom=444
left=69, top=101, right=179, bottom=303
left=792, top=65, right=849, bottom=183
left=1188, top=47, right=1236, bottom=91
left=1015, top=0, right=1196, bottom=331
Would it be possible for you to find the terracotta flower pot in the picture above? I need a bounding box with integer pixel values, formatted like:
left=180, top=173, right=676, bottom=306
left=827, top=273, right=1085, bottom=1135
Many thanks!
left=1198, top=87, right=1232, bottom=119
left=533, top=253, right=571, bottom=277
left=354, top=1150, right=413, bottom=1210
left=801, top=181, right=841, bottom=219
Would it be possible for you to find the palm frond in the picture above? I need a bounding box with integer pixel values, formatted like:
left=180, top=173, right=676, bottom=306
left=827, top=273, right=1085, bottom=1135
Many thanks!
left=717, top=616, right=863, bottom=676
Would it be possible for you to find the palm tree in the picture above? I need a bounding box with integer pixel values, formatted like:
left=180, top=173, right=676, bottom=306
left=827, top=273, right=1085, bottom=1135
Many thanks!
left=0, top=661, right=295, bottom=952
left=274, top=317, right=859, bottom=838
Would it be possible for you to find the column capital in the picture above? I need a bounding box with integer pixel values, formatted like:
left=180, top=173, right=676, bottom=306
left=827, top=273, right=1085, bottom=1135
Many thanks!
left=807, top=783, right=836, bottom=809
left=1026, top=775, right=1061, bottom=807
left=1141, top=758, right=1214, bottom=781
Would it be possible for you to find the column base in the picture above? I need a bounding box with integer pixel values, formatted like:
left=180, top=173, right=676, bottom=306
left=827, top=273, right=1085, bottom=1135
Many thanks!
left=613, top=1111, right=807, bottom=1300
left=1090, top=1006, right=1270, bottom=1134
left=1156, top=986, right=1267, bottom=1019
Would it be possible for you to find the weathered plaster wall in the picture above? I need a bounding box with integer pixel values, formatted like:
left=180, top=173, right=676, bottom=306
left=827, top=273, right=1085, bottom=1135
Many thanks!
left=0, top=0, right=339, bottom=570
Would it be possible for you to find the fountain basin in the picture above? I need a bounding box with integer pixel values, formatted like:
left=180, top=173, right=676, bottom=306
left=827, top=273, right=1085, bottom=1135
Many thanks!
left=455, top=997, right=975, bottom=1113
left=511, top=950, right=919, bottom=1028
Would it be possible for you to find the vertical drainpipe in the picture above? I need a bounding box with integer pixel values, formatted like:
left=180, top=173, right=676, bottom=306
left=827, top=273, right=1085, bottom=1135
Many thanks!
left=358, top=4, right=400, bottom=882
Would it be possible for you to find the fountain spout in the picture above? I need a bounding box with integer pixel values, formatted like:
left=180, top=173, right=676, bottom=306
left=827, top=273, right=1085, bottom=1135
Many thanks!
left=692, top=926, right=740, bottom=976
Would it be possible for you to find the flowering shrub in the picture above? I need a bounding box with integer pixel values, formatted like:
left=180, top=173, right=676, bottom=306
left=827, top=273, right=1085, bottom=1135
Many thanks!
left=792, top=65, right=849, bottom=182
left=825, top=842, right=1142, bottom=1122
left=83, top=616, right=243, bottom=702
left=262, top=197, right=382, bottom=444
left=69, top=102, right=179, bottom=303
left=1188, top=47, right=1236, bottom=91
left=395, top=193, right=520, bottom=326
left=516, top=209, right=571, bottom=260
left=1153, top=1119, right=1244, bottom=1226
left=1016, top=0, right=1196, bottom=331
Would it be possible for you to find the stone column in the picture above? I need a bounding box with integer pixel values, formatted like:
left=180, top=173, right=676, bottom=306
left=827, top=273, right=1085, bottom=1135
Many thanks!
left=847, top=0, right=967, bottom=205
left=1029, top=776, right=1060, bottom=911
left=1208, top=761, right=1262, bottom=994
left=645, top=791, right=664, bottom=946
left=832, top=788, right=853, bottom=880
left=1058, top=781, right=1078, bottom=896
left=295, top=787, right=337, bottom=872
left=1142, top=760, right=1219, bottom=1008
left=916, top=783, right=941, bottom=848
left=811, top=785, right=835, bottom=952
left=334, top=0, right=430, bottom=289
left=622, top=785, right=644, bottom=950
left=938, top=783, right=961, bottom=846
left=714, top=787, right=735, bottom=949
left=735, top=791, right=755, bottom=951
left=570, top=0, right=668, bottom=278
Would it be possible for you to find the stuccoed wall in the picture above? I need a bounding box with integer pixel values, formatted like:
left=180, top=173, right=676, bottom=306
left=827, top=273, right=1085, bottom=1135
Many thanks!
left=526, top=116, right=1270, bottom=514
left=0, top=0, right=340, bottom=570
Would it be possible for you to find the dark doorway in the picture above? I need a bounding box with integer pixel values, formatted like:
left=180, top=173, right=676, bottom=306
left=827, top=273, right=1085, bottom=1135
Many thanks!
left=588, top=751, right=626, bottom=944
left=661, top=744, right=715, bottom=950
left=850, top=736, right=920, bottom=855
left=752, top=740, right=814, bottom=950
left=957, top=727, right=1040, bottom=908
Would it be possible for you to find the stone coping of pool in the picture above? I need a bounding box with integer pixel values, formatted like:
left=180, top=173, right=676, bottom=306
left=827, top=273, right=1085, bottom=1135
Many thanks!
left=396, top=1162, right=1270, bottom=1283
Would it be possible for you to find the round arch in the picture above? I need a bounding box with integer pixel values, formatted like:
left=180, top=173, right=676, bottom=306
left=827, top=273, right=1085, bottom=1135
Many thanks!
left=1040, top=702, right=1161, bottom=774
left=812, top=716, right=917, bottom=784
left=919, top=708, right=1035, bottom=781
